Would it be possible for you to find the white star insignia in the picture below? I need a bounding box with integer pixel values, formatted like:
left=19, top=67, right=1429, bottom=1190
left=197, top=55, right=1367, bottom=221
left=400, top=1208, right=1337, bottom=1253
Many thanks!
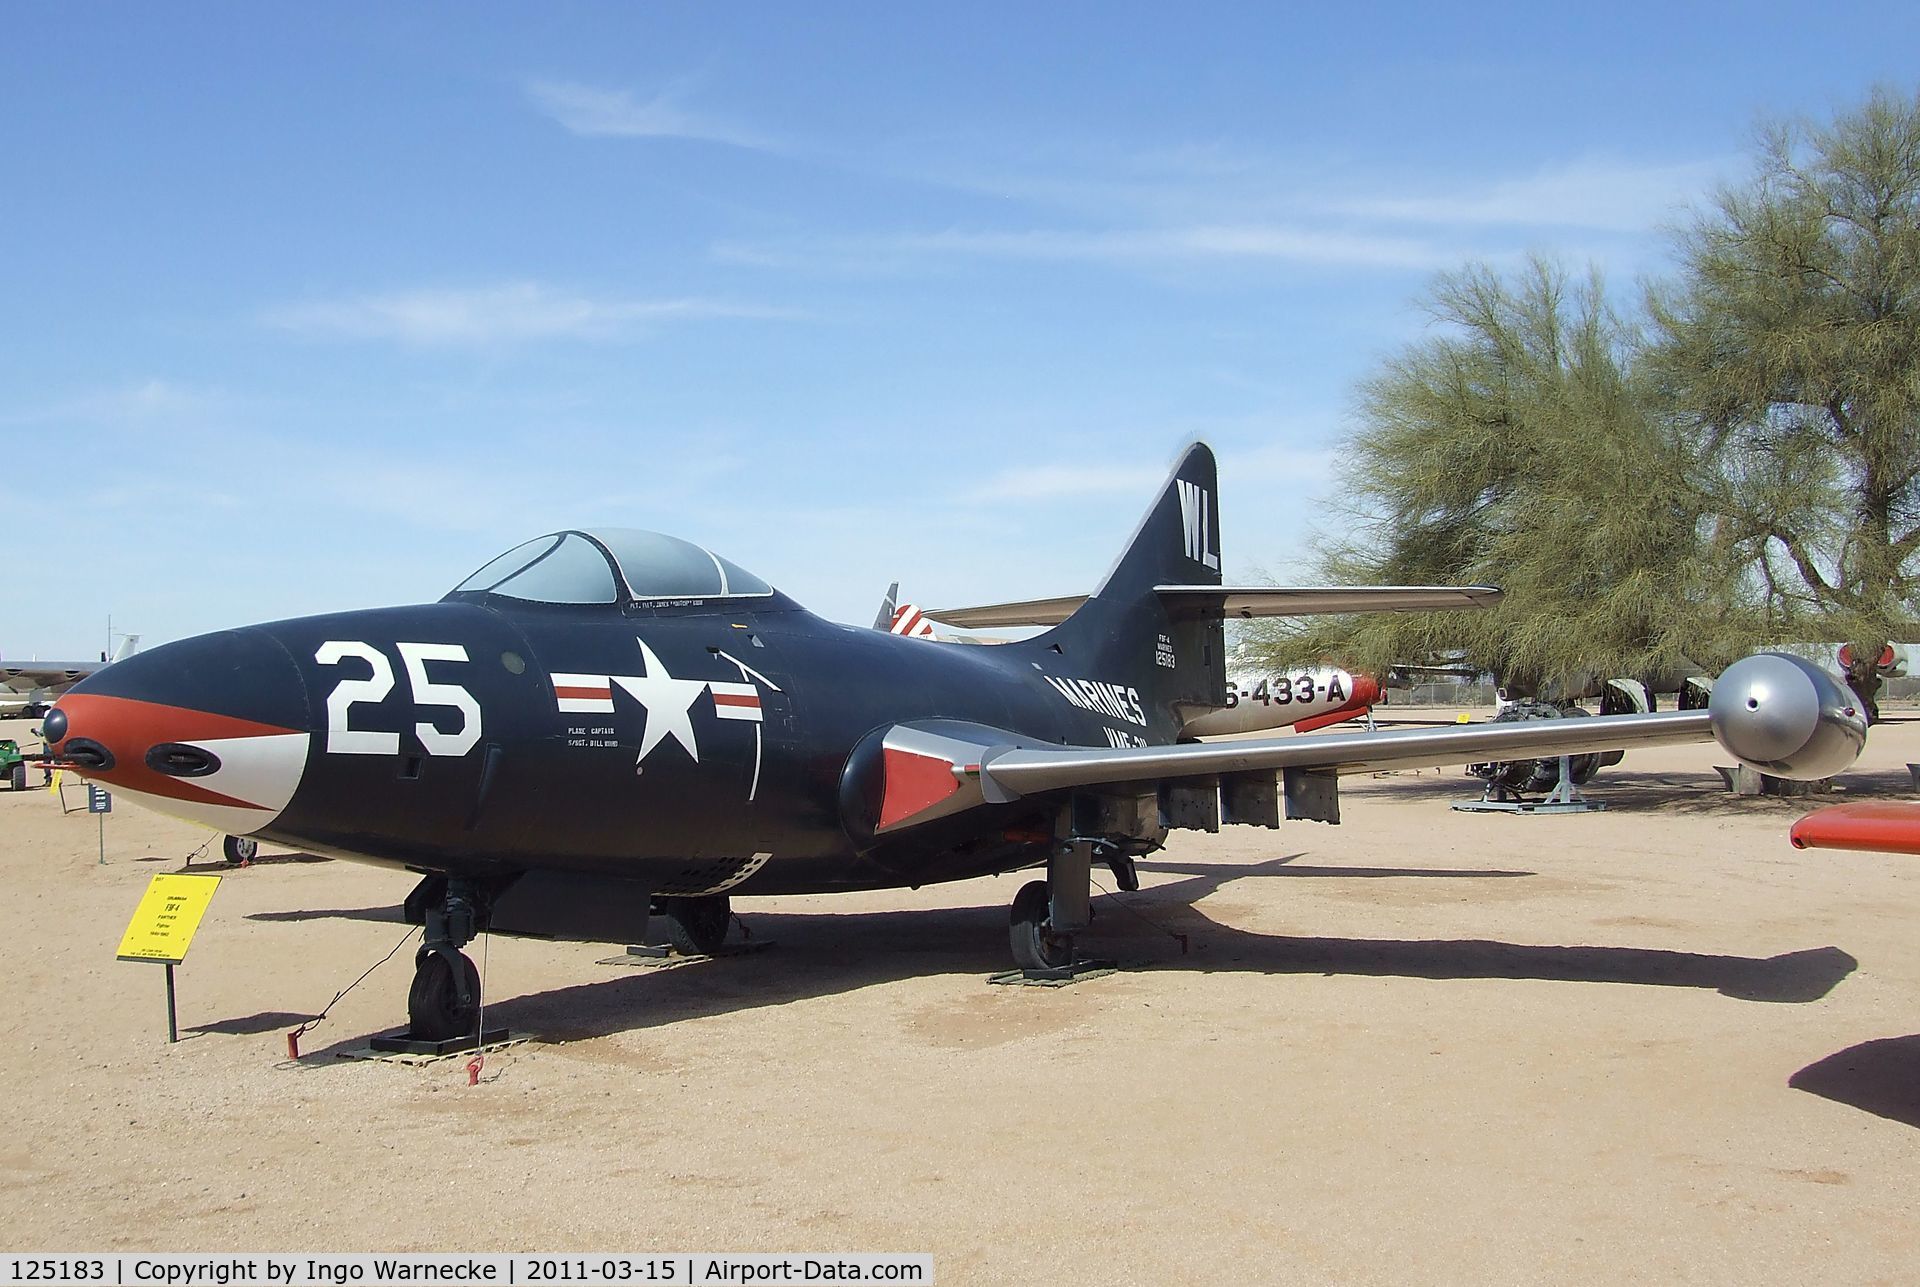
left=613, top=638, right=707, bottom=766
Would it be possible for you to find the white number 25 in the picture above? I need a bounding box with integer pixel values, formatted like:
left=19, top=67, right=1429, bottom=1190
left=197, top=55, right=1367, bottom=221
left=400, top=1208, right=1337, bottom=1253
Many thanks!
left=315, top=640, right=482, bottom=758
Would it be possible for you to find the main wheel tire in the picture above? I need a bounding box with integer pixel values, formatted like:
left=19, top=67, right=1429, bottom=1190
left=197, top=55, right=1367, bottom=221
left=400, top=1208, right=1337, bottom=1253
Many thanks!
left=407, top=950, right=481, bottom=1043
left=1480, top=702, right=1599, bottom=792
left=8, top=763, right=23, bottom=792
left=222, top=835, right=259, bottom=865
left=1009, top=879, right=1072, bottom=971
left=661, top=895, right=731, bottom=956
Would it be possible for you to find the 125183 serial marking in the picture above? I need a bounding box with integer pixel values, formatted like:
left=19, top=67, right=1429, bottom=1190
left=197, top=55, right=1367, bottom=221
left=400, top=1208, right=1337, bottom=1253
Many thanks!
left=9, top=1262, right=107, bottom=1282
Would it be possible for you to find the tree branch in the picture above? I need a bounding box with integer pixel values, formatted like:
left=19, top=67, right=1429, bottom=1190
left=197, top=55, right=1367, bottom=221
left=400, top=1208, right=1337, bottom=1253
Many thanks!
left=1768, top=527, right=1841, bottom=601
left=1826, top=396, right=1856, bottom=440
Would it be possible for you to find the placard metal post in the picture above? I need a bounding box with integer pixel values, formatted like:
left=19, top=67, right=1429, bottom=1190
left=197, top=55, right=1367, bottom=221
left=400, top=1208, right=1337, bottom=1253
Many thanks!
left=88, top=785, right=111, bottom=864
left=115, top=873, right=221, bottom=1043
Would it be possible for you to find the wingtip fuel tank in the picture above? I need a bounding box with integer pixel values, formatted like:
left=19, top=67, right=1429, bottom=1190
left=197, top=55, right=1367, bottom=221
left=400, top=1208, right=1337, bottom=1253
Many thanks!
left=1707, top=652, right=1868, bottom=781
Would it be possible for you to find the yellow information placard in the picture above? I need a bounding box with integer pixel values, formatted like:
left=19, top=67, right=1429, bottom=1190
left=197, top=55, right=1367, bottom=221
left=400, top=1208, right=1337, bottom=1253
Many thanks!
left=116, top=874, right=222, bottom=963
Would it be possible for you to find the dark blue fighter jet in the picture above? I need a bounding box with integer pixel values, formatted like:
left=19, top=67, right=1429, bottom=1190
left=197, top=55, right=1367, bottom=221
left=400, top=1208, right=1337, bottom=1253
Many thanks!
left=40, top=444, right=1868, bottom=1040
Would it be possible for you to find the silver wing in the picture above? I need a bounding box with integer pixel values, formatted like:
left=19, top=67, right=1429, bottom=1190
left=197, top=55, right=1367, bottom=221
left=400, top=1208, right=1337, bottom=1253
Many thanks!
left=856, top=654, right=1867, bottom=838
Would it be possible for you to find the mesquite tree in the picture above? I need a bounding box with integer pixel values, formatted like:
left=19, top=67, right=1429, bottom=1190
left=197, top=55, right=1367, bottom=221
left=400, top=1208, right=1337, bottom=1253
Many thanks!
left=1650, top=87, right=1920, bottom=715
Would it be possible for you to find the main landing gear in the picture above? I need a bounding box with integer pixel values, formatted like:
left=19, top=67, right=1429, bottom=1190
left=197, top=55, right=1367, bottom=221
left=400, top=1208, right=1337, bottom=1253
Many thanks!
left=409, top=879, right=483, bottom=1042
left=1006, top=837, right=1136, bottom=974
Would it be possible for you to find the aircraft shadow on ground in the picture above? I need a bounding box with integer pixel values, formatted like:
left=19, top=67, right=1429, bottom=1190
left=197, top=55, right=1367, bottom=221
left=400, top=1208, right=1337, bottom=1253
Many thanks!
left=1351, top=766, right=1914, bottom=817
left=286, top=856, right=1856, bottom=1056
left=248, top=904, right=407, bottom=924
left=177, top=852, right=334, bottom=873
left=188, top=1010, right=318, bottom=1037
left=1791, top=1035, right=1920, bottom=1130
left=1132, top=857, right=1537, bottom=880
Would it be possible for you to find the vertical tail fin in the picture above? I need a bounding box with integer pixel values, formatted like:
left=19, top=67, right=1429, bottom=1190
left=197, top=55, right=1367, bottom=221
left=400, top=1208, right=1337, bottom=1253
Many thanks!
left=1029, top=442, right=1226, bottom=736
left=872, top=583, right=901, bottom=632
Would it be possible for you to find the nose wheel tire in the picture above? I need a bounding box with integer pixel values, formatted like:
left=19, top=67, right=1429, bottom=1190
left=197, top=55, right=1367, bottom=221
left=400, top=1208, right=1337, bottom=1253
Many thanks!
left=1010, top=879, right=1074, bottom=971
left=659, top=895, right=732, bottom=956
left=407, top=949, right=481, bottom=1043
left=222, top=835, right=258, bottom=865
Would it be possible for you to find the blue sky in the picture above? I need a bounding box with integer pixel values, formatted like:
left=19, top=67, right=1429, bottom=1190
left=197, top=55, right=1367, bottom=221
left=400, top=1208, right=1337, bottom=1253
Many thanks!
left=4, top=4, right=1915, bottom=658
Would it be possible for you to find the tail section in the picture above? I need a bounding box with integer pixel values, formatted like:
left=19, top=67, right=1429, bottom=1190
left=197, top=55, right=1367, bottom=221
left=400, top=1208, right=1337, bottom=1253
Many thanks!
left=1029, top=442, right=1225, bottom=737
left=888, top=602, right=939, bottom=640
left=872, top=583, right=901, bottom=632
left=111, top=634, right=141, bottom=663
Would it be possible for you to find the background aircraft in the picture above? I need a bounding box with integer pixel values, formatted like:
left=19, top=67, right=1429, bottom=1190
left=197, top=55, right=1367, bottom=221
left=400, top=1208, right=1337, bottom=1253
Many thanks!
left=1, top=635, right=140, bottom=717
left=38, top=444, right=1865, bottom=1043
left=880, top=594, right=1384, bottom=735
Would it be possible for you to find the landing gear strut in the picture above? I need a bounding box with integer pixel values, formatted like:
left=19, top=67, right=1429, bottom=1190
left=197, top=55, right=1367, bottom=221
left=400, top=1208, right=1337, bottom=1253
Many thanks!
left=408, top=880, right=482, bottom=1042
left=1007, top=838, right=1097, bottom=973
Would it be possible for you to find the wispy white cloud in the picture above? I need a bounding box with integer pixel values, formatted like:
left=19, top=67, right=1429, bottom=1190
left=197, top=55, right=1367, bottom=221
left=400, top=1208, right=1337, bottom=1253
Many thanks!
left=718, top=222, right=1464, bottom=274
left=914, top=225, right=1459, bottom=269
left=964, top=462, right=1168, bottom=503
left=917, top=142, right=1723, bottom=235
left=1337, top=156, right=1729, bottom=232
left=715, top=142, right=1720, bottom=278
left=0, top=379, right=238, bottom=426
left=264, top=283, right=800, bottom=345
left=526, top=78, right=776, bottom=151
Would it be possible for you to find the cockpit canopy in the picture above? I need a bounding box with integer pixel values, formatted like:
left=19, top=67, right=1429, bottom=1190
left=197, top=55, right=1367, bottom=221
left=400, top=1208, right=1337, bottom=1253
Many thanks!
left=447, top=529, right=774, bottom=605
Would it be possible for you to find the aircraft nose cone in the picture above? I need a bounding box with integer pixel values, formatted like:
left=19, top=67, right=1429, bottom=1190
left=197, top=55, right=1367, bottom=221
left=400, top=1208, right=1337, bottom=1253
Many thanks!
left=45, top=629, right=312, bottom=835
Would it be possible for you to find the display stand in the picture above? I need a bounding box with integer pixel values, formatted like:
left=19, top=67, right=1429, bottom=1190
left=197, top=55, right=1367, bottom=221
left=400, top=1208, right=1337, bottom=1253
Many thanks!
left=1452, top=756, right=1604, bottom=815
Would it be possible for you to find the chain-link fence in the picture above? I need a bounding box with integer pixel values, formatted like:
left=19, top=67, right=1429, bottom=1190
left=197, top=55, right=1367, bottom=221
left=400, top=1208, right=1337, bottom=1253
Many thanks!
left=1389, top=681, right=1498, bottom=706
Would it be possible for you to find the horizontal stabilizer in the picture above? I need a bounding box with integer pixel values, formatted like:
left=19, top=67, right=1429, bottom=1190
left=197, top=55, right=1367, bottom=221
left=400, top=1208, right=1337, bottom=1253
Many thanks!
left=925, top=584, right=1502, bottom=628
left=1159, top=584, right=1504, bottom=620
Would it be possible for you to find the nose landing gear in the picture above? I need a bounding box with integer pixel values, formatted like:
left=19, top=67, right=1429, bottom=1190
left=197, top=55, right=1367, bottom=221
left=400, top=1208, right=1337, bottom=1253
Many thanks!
left=406, top=880, right=484, bottom=1044
left=408, top=949, right=481, bottom=1042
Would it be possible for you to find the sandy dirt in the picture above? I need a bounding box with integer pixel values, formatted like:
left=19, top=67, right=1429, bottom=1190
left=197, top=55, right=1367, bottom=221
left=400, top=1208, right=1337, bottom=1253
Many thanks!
left=2, top=710, right=1918, bottom=1283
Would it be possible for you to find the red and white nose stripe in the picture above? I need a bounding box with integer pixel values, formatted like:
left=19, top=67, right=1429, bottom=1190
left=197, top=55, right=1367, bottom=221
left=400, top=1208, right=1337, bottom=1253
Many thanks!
left=47, top=692, right=309, bottom=835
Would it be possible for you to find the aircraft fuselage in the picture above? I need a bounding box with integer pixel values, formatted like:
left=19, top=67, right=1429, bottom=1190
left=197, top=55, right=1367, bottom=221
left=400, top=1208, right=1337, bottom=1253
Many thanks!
left=55, top=597, right=1171, bottom=897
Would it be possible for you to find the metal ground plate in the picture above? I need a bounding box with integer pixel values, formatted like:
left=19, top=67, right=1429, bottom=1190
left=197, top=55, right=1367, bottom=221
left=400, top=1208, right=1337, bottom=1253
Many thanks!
left=342, top=1028, right=520, bottom=1063
left=987, top=960, right=1119, bottom=987
left=597, top=939, right=775, bottom=969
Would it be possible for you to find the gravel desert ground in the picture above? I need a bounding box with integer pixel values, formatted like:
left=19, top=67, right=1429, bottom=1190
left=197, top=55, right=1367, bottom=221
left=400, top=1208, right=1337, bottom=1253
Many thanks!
left=3, top=711, right=1918, bottom=1283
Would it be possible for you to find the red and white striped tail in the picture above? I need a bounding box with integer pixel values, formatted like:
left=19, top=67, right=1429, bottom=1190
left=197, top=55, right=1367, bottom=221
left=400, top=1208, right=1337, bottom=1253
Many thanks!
left=889, top=605, right=939, bottom=639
